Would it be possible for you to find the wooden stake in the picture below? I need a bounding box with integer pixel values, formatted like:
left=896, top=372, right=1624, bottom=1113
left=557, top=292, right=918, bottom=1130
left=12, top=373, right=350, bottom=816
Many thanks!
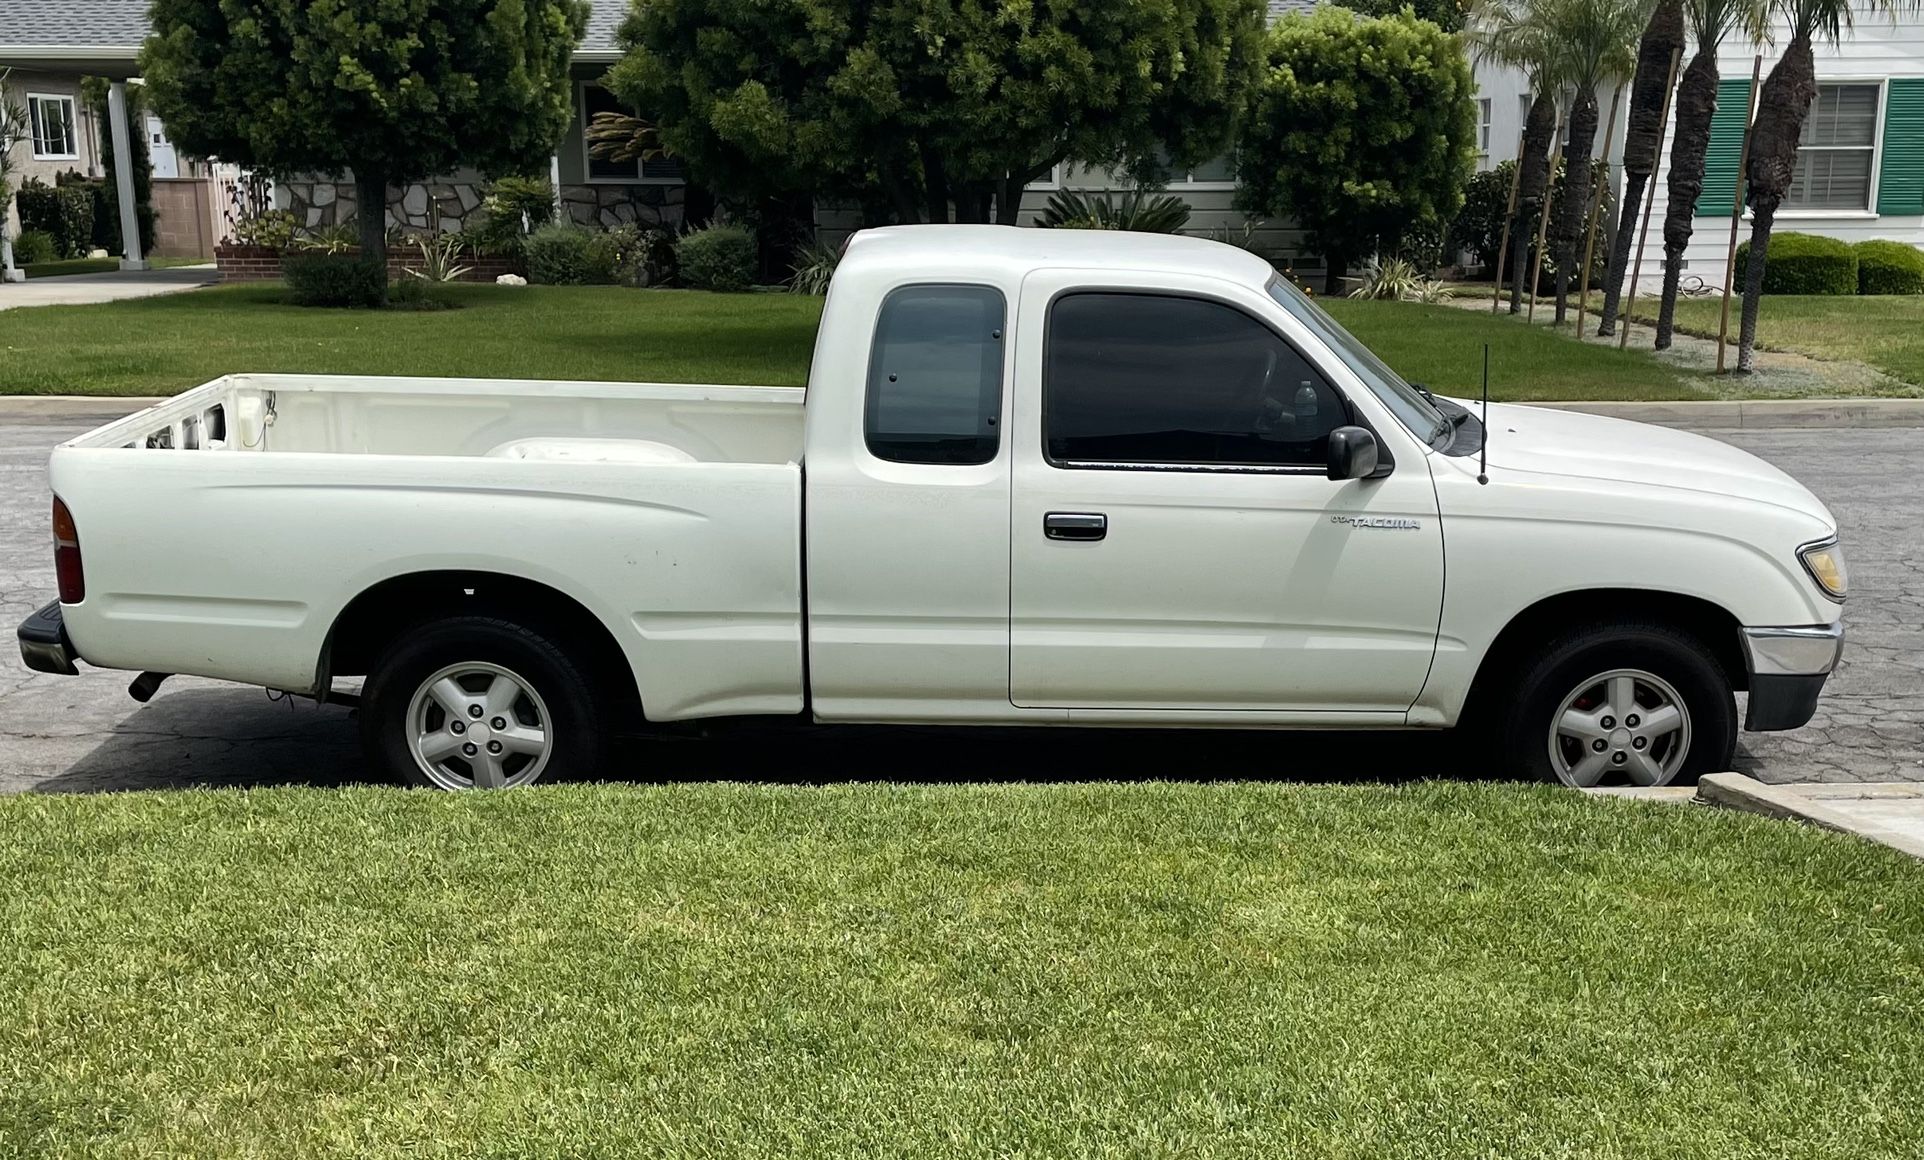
left=1492, top=127, right=1528, bottom=314
left=1576, top=84, right=1625, bottom=334
left=1716, top=54, right=1765, bottom=373
left=1526, top=104, right=1566, bottom=324
left=1620, top=49, right=1684, bottom=350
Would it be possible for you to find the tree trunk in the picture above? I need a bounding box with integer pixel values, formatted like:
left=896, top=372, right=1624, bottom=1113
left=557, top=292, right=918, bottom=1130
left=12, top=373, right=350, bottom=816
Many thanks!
left=1597, top=0, right=1685, bottom=335
left=1551, top=90, right=1600, bottom=325
left=1323, top=256, right=1347, bottom=297
left=1509, top=92, right=1558, bottom=314
left=1736, top=37, right=1817, bottom=373
left=921, top=145, right=950, bottom=224
left=1654, top=50, right=1719, bottom=349
left=354, top=166, right=387, bottom=266
left=997, top=172, right=1026, bottom=225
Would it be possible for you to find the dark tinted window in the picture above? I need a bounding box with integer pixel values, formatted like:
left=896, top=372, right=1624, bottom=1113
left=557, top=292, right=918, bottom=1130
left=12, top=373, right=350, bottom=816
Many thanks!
left=865, top=285, right=1006, bottom=465
left=1045, top=293, right=1345, bottom=468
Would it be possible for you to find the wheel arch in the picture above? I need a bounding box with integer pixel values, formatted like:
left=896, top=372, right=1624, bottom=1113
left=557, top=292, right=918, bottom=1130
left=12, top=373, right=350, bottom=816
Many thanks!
left=1461, top=587, right=1747, bottom=727
left=320, top=570, right=642, bottom=719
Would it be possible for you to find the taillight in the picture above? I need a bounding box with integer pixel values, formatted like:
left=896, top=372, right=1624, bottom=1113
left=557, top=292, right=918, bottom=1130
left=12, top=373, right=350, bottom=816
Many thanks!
left=52, top=496, right=84, bottom=603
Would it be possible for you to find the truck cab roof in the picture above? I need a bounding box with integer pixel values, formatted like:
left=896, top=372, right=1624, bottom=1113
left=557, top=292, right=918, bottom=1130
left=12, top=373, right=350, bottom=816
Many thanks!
left=839, top=224, right=1278, bottom=289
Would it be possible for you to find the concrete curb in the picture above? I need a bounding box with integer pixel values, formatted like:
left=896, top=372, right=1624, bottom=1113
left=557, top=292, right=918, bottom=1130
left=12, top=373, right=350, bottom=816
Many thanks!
left=1, top=396, right=169, bottom=426
left=1696, top=772, right=1924, bottom=859
left=1517, top=398, right=1924, bottom=428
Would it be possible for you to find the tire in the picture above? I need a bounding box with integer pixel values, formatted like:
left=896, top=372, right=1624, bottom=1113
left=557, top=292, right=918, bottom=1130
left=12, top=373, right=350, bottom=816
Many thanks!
left=360, top=615, right=605, bottom=789
left=1498, top=621, right=1737, bottom=787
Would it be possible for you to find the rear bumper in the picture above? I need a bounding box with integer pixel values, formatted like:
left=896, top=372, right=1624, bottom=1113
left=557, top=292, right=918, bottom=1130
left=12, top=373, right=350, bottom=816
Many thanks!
left=1740, top=623, right=1843, bottom=732
left=17, top=600, right=79, bottom=676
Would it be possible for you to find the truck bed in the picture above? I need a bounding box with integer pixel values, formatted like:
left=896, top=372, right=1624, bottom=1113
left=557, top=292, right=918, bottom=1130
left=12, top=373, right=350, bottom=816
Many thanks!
left=51, top=374, right=807, bottom=720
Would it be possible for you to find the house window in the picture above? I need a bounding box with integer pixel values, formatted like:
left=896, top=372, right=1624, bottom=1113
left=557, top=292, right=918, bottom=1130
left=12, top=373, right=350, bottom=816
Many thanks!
left=1026, top=164, right=1064, bottom=191
left=1786, top=83, right=1881, bottom=211
left=1477, top=98, right=1493, bottom=157
left=581, top=84, right=684, bottom=183
left=28, top=94, right=78, bottom=160
left=1153, top=148, right=1237, bottom=187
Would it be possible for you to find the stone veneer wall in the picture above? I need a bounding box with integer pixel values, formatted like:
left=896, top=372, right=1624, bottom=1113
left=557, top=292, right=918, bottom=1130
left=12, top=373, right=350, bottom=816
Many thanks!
left=279, top=179, right=693, bottom=234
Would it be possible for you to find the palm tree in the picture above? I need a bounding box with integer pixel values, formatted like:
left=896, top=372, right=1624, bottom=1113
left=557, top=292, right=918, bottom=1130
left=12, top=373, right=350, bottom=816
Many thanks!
left=1736, top=0, right=1917, bottom=370
left=1468, top=0, right=1563, bottom=313
left=1652, top=0, right=1767, bottom=349
left=1539, top=0, right=1647, bottom=326
left=1594, top=0, right=1685, bottom=336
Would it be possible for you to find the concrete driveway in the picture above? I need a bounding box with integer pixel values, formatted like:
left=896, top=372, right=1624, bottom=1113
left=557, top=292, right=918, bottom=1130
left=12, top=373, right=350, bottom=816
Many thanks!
left=2, top=403, right=1918, bottom=792
left=0, top=266, right=219, bottom=310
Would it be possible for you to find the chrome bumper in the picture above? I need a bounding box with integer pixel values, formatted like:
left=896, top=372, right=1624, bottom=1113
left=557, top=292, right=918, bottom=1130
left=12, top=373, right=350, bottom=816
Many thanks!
left=1738, top=623, right=1843, bottom=732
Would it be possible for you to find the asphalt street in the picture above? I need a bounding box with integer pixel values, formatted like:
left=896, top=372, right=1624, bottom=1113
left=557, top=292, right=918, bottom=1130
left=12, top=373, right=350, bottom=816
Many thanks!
left=2, top=408, right=1917, bottom=792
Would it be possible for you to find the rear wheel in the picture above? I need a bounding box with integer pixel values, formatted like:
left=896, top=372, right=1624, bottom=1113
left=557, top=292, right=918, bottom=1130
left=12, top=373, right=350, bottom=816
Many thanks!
left=1500, top=622, right=1736, bottom=787
left=361, top=616, right=604, bottom=789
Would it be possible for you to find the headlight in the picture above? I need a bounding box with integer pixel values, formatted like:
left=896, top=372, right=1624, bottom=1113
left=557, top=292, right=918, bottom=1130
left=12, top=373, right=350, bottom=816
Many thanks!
left=1799, top=538, right=1847, bottom=602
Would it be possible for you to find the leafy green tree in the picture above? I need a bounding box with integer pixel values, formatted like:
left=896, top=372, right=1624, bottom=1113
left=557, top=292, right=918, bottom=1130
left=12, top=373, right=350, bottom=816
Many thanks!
left=1238, top=7, right=1477, bottom=292
left=1339, top=0, right=1470, bottom=32
left=141, top=0, right=589, bottom=264
left=603, top=0, right=1266, bottom=224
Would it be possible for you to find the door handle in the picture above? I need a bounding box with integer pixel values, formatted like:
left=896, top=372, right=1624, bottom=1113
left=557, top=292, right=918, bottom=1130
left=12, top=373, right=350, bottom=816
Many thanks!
left=1044, top=512, right=1107, bottom=541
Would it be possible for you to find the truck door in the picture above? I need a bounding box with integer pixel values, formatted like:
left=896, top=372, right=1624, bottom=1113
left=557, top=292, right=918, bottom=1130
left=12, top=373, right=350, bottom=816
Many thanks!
left=1008, top=272, right=1444, bottom=715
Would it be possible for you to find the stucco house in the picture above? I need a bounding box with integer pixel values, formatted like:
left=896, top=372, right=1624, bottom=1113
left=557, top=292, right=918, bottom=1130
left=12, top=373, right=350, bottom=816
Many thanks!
left=1472, top=5, right=1924, bottom=284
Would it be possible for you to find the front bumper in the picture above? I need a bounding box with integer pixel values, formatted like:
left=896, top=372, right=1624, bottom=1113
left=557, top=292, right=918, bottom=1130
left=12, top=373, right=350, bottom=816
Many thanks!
left=17, top=600, right=79, bottom=676
left=1740, top=623, right=1844, bottom=732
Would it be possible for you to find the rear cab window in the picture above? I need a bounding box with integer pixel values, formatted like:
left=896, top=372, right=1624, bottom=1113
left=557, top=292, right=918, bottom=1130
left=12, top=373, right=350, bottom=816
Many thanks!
left=864, top=285, right=1006, bottom=465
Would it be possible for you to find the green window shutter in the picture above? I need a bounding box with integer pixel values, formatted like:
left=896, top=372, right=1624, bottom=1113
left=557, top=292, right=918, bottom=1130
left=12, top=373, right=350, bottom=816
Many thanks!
left=1696, top=77, right=1755, bottom=218
left=1876, top=79, right=1924, bottom=216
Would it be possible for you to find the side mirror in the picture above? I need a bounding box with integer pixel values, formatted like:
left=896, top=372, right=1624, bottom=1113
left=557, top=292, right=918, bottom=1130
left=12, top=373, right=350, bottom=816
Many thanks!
left=1326, top=426, right=1381, bottom=481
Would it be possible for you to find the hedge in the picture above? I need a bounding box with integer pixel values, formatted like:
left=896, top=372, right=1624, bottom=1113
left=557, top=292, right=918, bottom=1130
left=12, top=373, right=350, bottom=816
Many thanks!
left=676, top=225, right=757, bottom=292
left=15, top=177, right=96, bottom=260
left=1854, top=240, right=1924, bottom=295
left=1734, top=231, right=1857, bottom=295
left=282, top=254, right=389, bottom=308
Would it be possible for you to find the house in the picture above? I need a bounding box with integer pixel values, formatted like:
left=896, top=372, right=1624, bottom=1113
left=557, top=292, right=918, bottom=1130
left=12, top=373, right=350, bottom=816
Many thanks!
left=1472, top=8, right=1924, bottom=285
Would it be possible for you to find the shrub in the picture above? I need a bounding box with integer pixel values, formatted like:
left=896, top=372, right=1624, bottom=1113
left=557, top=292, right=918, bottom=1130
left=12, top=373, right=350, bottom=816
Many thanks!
left=12, top=230, right=56, bottom=264
left=1037, top=188, right=1191, bottom=233
left=16, top=177, right=96, bottom=259
left=524, top=223, right=618, bottom=285
left=676, top=224, right=757, bottom=292
left=282, top=253, right=388, bottom=308
left=1853, top=240, right=1924, bottom=295
left=232, top=209, right=298, bottom=251
left=786, top=238, right=840, bottom=295
left=1447, top=158, right=1613, bottom=279
left=295, top=222, right=359, bottom=254
left=1735, top=232, right=1857, bottom=295
left=1349, top=254, right=1422, bottom=300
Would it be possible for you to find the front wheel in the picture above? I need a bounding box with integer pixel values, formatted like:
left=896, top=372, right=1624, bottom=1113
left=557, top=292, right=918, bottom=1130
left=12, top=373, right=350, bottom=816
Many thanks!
left=360, top=616, right=605, bottom=789
left=1500, top=623, right=1737, bottom=788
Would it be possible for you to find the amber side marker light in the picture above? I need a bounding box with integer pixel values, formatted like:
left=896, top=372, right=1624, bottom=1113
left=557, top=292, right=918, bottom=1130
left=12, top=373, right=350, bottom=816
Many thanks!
left=52, top=496, right=84, bottom=604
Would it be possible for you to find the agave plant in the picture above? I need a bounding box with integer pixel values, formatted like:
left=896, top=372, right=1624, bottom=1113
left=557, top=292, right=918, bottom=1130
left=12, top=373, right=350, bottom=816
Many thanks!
left=1410, top=278, right=1457, bottom=304
left=296, top=221, right=360, bottom=255
left=1037, top=189, right=1192, bottom=234
left=1348, top=255, right=1426, bottom=300
left=405, top=233, right=473, bottom=283
left=786, top=238, right=840, bottom=295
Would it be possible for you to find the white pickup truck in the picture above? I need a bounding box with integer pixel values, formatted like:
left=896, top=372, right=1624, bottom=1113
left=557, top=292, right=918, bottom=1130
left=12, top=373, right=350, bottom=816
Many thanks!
left=20, top=226, right=1846, bottom=790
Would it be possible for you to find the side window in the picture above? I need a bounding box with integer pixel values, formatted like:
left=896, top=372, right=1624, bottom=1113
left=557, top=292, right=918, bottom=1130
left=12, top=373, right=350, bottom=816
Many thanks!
left=865, top=284, right=1006, bottom=465
left=1044, top=293, right=1346, bottom=469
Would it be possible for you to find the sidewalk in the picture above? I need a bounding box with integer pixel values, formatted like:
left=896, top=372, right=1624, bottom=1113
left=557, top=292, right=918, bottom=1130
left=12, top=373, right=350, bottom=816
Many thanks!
left=0, top=266, right=219, bottom=310
left=1698, top=774, right=1924, bottom=860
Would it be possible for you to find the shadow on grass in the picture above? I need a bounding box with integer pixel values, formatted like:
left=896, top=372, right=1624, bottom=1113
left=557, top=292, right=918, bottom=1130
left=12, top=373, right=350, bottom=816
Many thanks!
left=32, top=686, right=1471, bottom=793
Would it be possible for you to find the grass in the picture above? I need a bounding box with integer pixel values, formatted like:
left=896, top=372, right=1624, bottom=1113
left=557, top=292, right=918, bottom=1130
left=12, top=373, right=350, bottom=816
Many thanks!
left=19, top=256, right=212, bottom=278
left=1658, top=294, right=1924, bottom=388
left=0, top=282, right=1698, bottom=400
left=2, top=781, right=1922, bottom=1157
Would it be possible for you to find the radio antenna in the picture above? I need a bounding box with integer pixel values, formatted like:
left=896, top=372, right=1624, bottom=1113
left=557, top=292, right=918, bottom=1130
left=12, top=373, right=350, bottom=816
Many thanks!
left=1477, top=343, right=1490, bottom=486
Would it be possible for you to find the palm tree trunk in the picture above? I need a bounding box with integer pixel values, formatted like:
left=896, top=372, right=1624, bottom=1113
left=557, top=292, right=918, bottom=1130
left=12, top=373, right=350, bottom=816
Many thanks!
left=1655, top=50, right=1719, bottom=350
left=1551, top=90, right=1600, bottom=325
left=1597, top=0, right=1685, bottom=336
left=1509, top=92, right=1558, bottom=314
left=1735, top=37, right=1817, bottom=373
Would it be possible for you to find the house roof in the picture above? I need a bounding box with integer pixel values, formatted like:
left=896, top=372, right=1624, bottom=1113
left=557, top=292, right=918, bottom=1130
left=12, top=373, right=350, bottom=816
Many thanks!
left=1266, top=0, right=1321, bottom=19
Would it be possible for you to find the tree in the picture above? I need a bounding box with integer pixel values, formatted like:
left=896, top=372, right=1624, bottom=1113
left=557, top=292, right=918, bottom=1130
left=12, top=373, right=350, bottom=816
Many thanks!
left=1468, top=0, right=1564, bottom=313
left=1652, top=0, right=1764, bottom=348
left=1537, top=0, right=1644, bottom=326
left=141, top=0, right=589, bottom=265
left=1238, top=7, right=1477, bottom=293
left=603, top=0, right=1265, bottom=225
left=1339, top=0, right=1471, bottom=31
left=1594, top=0, right=1684, bottom=336
left=1735, top=0, right=1916, bottom=371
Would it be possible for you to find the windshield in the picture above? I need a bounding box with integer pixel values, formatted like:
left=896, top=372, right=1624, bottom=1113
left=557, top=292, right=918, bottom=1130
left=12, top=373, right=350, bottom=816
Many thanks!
left=1266, top=277, right=1449, bottom=447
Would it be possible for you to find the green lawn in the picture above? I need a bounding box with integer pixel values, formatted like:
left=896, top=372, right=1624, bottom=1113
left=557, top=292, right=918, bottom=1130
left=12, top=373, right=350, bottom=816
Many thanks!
left=0, top=282, right=1697, bottom=401
left=20, top=256, right=212, bottom=278
left=1659, top=294, right=1924, bottom=388
left=2, top=781, right=1922, bottom=1158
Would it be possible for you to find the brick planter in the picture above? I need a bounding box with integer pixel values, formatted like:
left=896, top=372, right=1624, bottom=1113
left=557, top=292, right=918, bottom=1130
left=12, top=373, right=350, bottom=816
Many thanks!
left=216, top=244, right=523, bottom=284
